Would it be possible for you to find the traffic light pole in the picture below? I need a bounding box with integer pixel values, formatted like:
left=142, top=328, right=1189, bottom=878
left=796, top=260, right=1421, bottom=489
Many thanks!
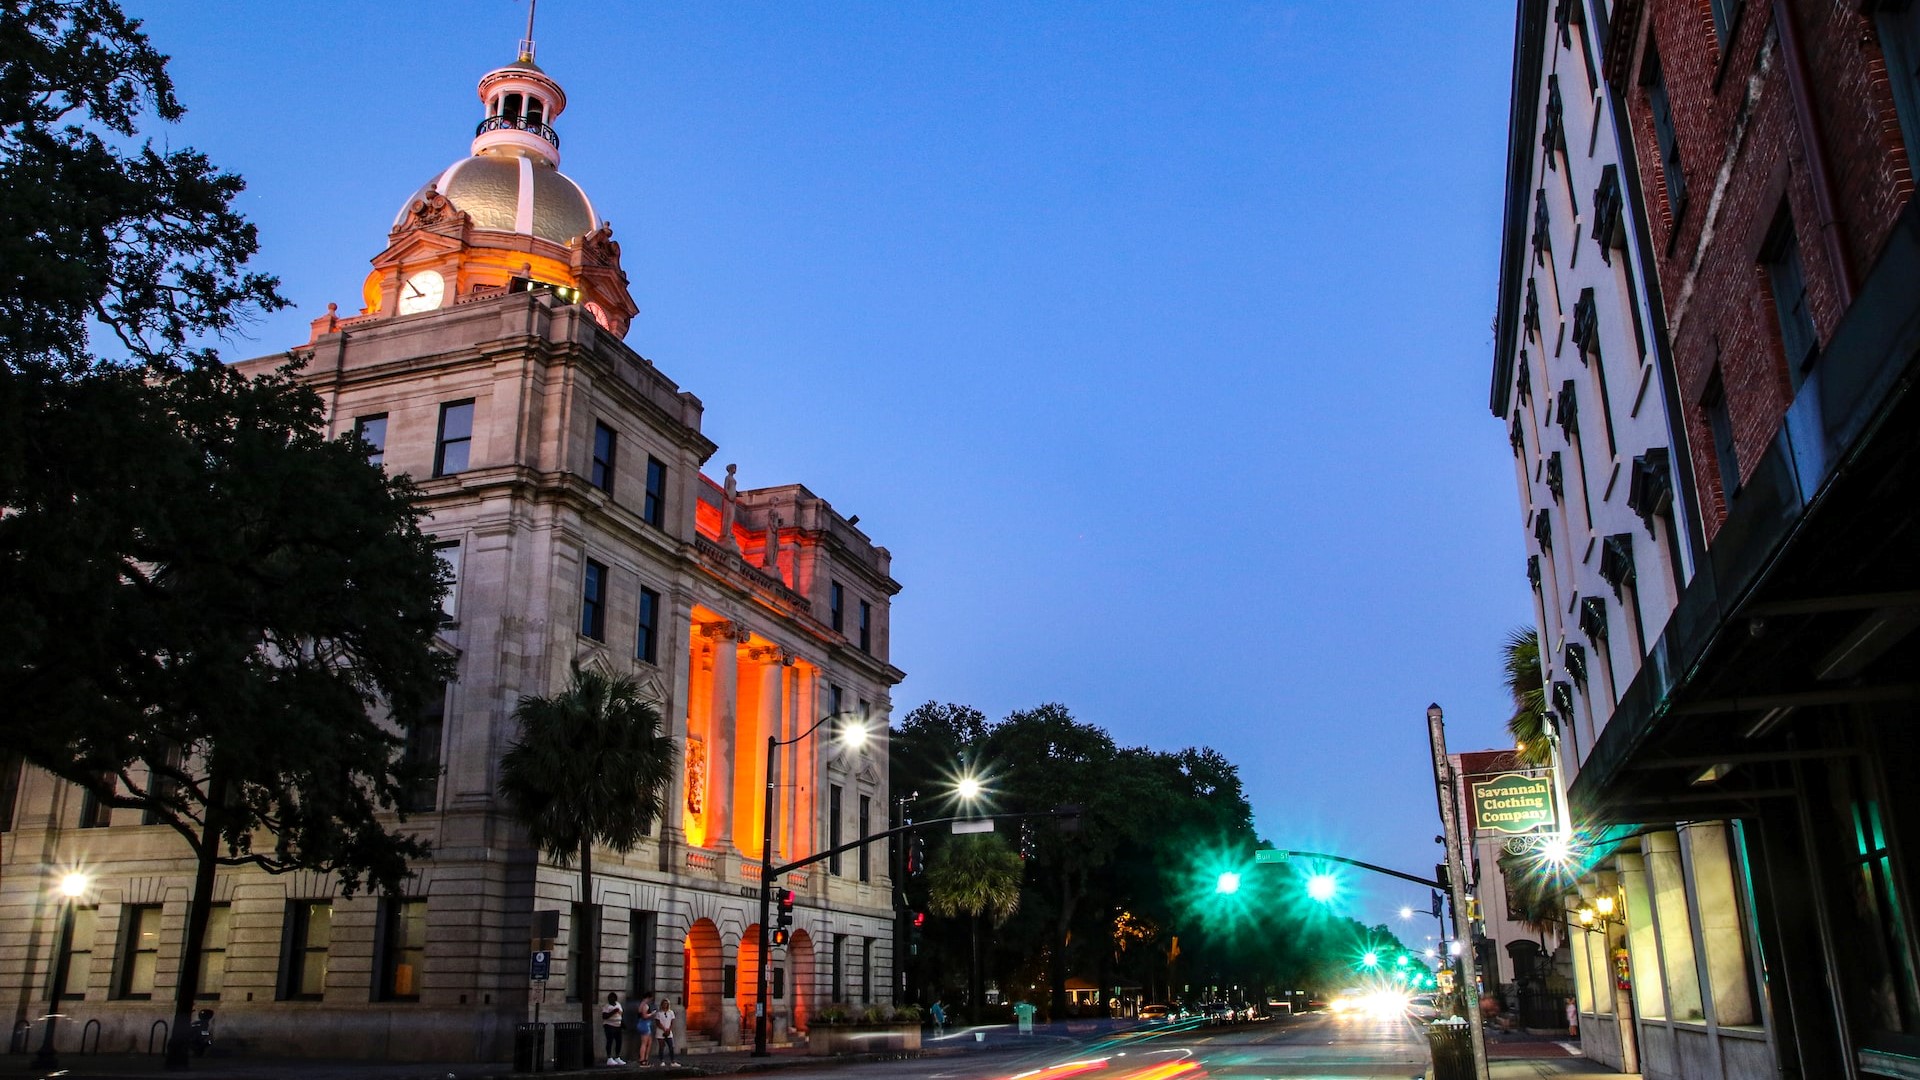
left=752, top=804, right=1079, bottom=1056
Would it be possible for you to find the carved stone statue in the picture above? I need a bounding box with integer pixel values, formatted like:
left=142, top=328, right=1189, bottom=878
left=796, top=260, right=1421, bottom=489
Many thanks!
left=765, top=514, right=783, bottom=580
left=720, top=464, right=739, bottom=549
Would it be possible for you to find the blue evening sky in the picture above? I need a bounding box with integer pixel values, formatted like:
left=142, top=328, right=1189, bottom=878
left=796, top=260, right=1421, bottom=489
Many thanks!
left=135, top=1, right=1528, bottom=928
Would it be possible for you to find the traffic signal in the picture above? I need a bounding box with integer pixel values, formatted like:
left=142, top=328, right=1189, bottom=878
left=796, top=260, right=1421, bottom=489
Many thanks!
left=1435, top=863, right=1450, bottom=890
left=776, top=888, right=795, bottom=930
left=906, top=835, right=926, bottom=876
left=771, top=928, right=789, bottom=947
left=910, top=911, right=925, bottom=956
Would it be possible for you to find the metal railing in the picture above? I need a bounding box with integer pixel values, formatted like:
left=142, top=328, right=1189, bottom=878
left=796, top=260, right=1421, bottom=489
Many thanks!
left=476, top=114, right=559, bottom=149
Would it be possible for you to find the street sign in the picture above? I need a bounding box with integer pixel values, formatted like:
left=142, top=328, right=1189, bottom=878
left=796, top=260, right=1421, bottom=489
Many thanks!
left=530, top=950, right=551, bottom=982
left=1469, top=771, right=1556, bottom=834
left=952, top=819, right=995, bottom=834
left=1253, top=849, right=1290, bottom=863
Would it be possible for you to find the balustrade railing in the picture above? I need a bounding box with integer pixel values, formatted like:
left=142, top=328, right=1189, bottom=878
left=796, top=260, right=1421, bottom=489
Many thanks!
left=475, top=113, right=559, bottom=149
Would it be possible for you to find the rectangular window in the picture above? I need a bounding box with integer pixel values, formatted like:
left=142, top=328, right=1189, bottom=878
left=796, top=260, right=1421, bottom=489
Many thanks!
left=1764, top=212, right=1818, bottom=390
left=858, top=794, right=872, bottom=882
left=1879, top=2, right=1920, bottom=180
left=402, top=683, right=446, bottom=813
left=861, top=937, right=873, bottom=1003
left=830, top=581, right=844, bottom=632
left=858, top=601, right=872, bottom=654
left=197, top=903, right=230, bottom=999
left=1705, top=372, right=1740, bottom=500
left=567, top=901, right=589, bottom=1003
left=628, top=910, right=656, bottom=997
left=433, top=540, right=461, bottom=621
left=278, top=900, right=332, bottom=1001
left=1709, top=0, right=1741, bottom=48
left=581, top=559, right=608, bottom=641
left=79, top=780, right=113, bottom=828
left=117, top=904, right=162, bottom=999
left=1644, top=44, right=1687, bottom=219
left=636, top=586, right=660, bottom=665
left=433, top=400, right=475, bottom=477
left=53, top=905, right=97, bottom=1000
left=829, top=785, right=844, bottom=875
left=831, top=937, right=844, bottom=1002
left=829, top=684, right=844, bottom=721
left=0, top=750, right=20, bottom=831
left=354, top=414, right=388, bottom=467
left=377, top=898, right=427, bottom=1002
left=642, top=456, right=667, bottom=528
left=591, top=421, right=617, bottom=492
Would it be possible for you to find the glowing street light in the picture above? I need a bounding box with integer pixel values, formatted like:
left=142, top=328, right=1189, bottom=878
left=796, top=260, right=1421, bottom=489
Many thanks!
left=955, top=775, right=983, bottom=802
left=1361, top=950, right=1379, bottom=968
left=1399, top=905, right=1414, bottom=920
left=59, top=873, right=87, bottom=898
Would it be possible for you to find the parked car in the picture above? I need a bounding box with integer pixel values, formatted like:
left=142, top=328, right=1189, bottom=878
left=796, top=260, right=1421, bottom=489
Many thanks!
left=1138, top=1004, right=1172, bottom=1022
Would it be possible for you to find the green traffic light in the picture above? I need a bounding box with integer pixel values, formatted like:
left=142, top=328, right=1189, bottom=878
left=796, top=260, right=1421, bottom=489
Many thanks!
left=1216, top=871, right=1241, bottom=895
left=1396, top=954, right=1409, bottom=967
left=1361, top=950, right=1379, bottom=968
left=1307, top=874, right=1337, bottom=902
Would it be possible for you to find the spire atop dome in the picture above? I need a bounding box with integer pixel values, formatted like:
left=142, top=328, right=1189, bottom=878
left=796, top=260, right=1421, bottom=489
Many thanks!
left=517, top=0, right=538, bottom=65
left=473, top=1, right=566, bottom=167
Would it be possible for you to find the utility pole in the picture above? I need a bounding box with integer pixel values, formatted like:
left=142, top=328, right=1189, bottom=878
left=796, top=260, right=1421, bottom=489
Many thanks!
left=1426, top=702, right=1491, bottom=1080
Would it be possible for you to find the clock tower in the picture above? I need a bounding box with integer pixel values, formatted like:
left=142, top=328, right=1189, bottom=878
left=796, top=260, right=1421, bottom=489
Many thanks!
left=318, top=36, right=639, bottom=340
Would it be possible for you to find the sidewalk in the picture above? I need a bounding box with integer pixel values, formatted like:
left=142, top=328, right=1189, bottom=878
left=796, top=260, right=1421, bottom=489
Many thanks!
left=2, top=1024, right=1041, bottom=1080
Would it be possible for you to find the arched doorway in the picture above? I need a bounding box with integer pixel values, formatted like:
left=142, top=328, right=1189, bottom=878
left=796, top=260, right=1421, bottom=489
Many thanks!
left=683, top=919, right=723, bottom=1041
left=789, top=929, right=816, bottom=1035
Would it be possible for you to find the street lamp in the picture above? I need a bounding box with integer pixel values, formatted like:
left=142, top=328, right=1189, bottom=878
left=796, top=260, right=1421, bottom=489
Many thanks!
left=34, top=872, right=89, bottom=1069
left=753, top=710, right=866, bottom=1057
left=955, top=774, right=983, bottom=802
left=1215, top=872, right=1242, bottom=895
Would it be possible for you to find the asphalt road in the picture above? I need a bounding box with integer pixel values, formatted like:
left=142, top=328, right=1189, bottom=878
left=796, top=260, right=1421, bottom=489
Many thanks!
left=755, top=1012, right=1433, bottom=1080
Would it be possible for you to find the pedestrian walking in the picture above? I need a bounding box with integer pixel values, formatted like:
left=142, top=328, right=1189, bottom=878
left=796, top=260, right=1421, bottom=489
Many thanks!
left=930, top=999, right=946, bottom=1037
left=654, top=997, right=677, bottom=1066
left=602, top=991, right=626, bottom=1065
left=632, top=992, right=656, bottom=1065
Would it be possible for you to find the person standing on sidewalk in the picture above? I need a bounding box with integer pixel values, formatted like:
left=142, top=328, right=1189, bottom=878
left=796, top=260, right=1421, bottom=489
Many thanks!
left=930, top=999, right=946, bottom=1037
left=653, top=997, right=677, bottom=1066
left=602, top=991, right=625, bottom=1065
left=632, top=992, right=656, bottom=1066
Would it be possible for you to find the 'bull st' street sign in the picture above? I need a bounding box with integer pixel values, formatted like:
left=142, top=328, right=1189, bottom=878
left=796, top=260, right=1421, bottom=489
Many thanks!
left=1469, top=771, right=1556, bottom=834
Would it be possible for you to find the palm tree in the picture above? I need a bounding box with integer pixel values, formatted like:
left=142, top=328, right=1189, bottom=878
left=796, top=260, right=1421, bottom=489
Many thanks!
left=927, top=834, right=1023, bottom=1023
left=1503, top=627, right=1554, bottom=766
left=499, top=663, right=675, bottom=1040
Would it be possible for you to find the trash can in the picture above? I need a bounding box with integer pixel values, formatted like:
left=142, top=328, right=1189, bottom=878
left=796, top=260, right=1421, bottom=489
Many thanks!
left=512, top=1023, right=546, bottom=1073
left=1426, top=1017, right=1474, bottom=1080
left=551, top=1021, right=587, bottom=1071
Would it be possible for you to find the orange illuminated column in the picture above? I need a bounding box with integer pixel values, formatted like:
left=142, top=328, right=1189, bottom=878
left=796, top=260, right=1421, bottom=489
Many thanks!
left=681, top=621, right=714, bottom=847
left=735, top=645, right=784, bottom=859
left=709, top=624, right=740, bottom=849
left=779, top=661, right=814, bottom=863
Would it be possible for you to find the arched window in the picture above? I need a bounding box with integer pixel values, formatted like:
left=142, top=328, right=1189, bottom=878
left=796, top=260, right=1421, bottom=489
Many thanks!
left=525, top=97, right=544, bottom=126
left=503, top=92, right=522, bottom=119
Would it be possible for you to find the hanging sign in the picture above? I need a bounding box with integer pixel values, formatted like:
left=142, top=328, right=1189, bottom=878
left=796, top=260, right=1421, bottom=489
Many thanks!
left=1469, top=772, right=1556, bottom=834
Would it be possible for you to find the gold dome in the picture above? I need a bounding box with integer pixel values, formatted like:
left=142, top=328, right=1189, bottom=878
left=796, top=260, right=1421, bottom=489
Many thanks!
left=393, top=155, right=599, bottom=247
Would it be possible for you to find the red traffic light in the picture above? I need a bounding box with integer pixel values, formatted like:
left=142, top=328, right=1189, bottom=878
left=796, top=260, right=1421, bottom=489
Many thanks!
left=912, top=911, right=926, bottom=928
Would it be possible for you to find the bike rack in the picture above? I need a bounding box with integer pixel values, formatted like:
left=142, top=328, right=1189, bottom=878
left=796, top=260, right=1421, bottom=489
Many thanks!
left=80, top=1018, right=100, bottom=1055
left=149, top=1019, right=168, bottom=1055
left=10, top=1019, right=31, bottom=1054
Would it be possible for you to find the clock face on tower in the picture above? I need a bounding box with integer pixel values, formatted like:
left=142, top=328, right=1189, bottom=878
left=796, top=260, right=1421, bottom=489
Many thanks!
left=398, top=270, right=445, bottom=314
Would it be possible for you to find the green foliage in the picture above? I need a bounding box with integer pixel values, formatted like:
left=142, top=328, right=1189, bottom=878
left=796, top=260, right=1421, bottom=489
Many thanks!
left=498, top=664, right=676, bottom=867
left=0, top=4, right=442, bottom=1064
left=1504, top=627, right=1554, bottom=765
left=927, top=834, right=1022, bottom=925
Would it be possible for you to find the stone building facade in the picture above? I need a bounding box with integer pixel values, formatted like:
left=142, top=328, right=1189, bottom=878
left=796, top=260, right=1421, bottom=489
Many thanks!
left=1491, top=2, right=1774, bottom=1077
left=1499, top=1, right=1920, bottom=1078
left=0, top=41, right=903, bottom=1063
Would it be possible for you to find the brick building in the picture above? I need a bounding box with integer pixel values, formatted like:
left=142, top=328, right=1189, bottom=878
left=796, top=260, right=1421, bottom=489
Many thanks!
left=1552, top=2, right=1920, bottom=1079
